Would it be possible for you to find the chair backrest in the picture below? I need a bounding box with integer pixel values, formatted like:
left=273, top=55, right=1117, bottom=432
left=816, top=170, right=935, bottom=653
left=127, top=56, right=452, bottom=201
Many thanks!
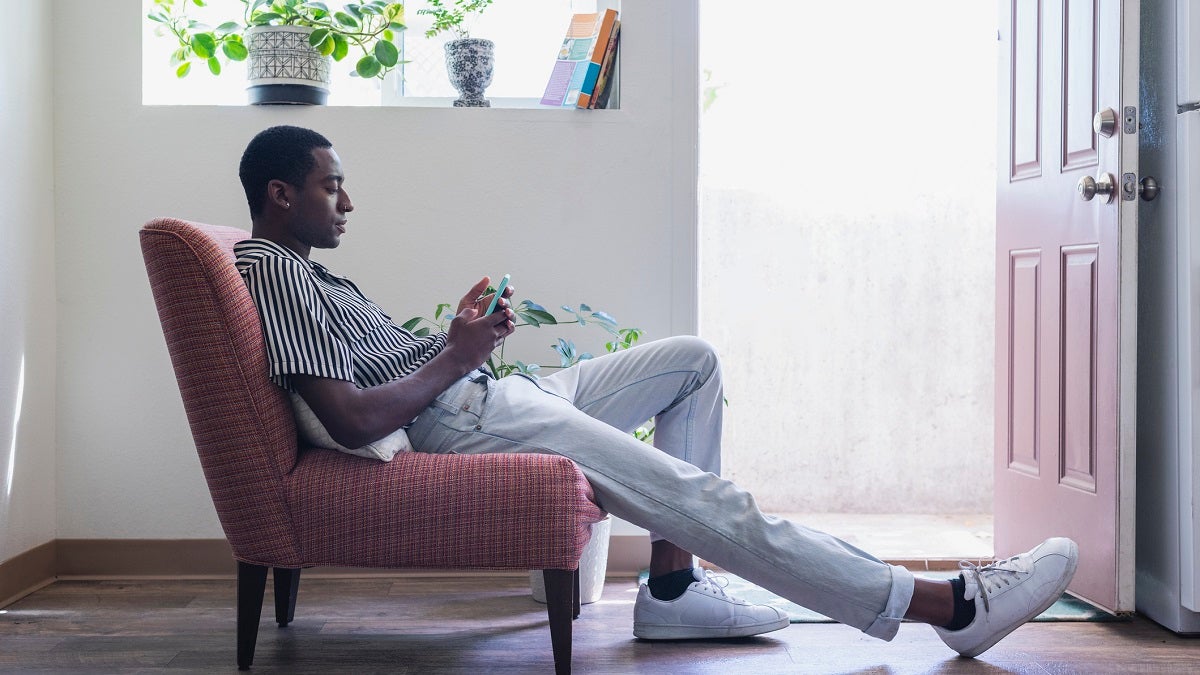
left=140, top=217, right=303, bottom=566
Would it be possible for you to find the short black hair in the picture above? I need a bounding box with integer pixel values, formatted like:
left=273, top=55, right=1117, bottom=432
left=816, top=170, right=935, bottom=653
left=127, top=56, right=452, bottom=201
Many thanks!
left=239, top=126, right=333, bottom=217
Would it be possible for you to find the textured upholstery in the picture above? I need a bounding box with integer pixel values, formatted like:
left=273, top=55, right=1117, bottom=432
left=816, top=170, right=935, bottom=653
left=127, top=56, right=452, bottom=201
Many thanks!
left=140, top=217, right=604, bottom=571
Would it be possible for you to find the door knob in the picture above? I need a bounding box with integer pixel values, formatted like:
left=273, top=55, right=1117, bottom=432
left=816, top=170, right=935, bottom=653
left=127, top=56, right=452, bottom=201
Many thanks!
left=1139, top=175, right=1160, bottom=201
left=1093, top=108, right=1117, bottom=137
left=1078, top=173, right=1116, bottom=203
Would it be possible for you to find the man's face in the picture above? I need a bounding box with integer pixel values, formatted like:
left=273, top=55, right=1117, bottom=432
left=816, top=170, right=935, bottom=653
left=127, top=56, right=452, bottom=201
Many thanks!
left=286, top=147, right=353, bottom=250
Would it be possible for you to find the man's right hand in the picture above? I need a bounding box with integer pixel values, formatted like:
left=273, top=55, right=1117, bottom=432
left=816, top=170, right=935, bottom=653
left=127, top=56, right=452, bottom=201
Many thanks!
left=444, top=303, right=515, bottom=373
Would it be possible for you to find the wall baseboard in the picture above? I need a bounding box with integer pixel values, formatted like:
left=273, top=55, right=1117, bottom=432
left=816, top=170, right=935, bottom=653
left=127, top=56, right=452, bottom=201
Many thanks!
left=1, top=535, right=649, bottom=602
left=0, top=540, right=56, bottom=608
left=2, top=536, right=962, bottom=608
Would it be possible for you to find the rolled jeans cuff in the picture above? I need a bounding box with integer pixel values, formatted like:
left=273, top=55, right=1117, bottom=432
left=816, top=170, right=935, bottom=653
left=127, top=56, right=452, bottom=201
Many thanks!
left=863, top=564, right=915, bottom=641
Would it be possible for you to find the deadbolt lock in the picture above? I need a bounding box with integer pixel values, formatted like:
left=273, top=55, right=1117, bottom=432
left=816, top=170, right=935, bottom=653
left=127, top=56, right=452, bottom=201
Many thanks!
left=1094, top=108, right=1117, bottom=137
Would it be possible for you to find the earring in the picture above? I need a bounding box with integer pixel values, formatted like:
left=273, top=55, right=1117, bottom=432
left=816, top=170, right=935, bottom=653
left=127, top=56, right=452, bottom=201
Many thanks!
left=284, top=202, right=290, bottom=208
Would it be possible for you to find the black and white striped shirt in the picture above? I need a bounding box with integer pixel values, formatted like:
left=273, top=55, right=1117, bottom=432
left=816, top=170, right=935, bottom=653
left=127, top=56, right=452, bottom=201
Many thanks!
left=234, top=238, right=448, bottom=392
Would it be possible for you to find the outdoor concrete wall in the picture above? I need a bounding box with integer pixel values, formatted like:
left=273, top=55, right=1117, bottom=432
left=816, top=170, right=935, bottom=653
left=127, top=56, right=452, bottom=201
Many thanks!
left=697, top=1, right=997, bottom=514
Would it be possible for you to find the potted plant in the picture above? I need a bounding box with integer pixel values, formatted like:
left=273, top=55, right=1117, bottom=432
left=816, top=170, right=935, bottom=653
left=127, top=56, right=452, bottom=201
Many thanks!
left=147, top=0, right=406, bottom=105
left=417, top=0, right=496, bottom=106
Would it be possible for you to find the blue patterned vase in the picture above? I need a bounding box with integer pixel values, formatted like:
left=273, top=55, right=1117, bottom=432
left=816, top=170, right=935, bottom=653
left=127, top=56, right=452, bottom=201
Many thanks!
left=445, top=38, right=495, bottom=107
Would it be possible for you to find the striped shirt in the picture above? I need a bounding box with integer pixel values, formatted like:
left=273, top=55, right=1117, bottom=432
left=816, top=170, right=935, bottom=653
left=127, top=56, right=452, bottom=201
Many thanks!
left=234, top=238, right=448, bottom=392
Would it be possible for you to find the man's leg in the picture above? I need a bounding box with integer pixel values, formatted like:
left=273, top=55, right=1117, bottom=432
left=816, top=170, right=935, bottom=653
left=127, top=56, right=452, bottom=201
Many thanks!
left=406, top=368, right=914, bottom=640
left=405, top=345, right=1079, bottom=654
left=534, top=336, right=722, bottom=580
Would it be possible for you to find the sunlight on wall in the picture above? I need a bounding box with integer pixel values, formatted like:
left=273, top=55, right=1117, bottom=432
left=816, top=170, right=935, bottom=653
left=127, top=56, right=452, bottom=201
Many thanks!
left=5, top=355, right=25, bottom=500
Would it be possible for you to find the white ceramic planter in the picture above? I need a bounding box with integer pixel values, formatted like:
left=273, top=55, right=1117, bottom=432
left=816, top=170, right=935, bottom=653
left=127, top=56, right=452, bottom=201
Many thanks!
left=245, top=25, right=331, bottom=105
left=529, top=515, right=611, bottom=605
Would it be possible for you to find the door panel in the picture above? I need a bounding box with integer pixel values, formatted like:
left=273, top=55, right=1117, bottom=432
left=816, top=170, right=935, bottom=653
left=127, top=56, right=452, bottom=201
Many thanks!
left=995, top=0, right=1136, bottom=613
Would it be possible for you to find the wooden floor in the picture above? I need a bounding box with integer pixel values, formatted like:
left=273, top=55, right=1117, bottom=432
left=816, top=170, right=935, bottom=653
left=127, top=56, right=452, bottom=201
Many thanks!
left=1, top=574, right=1196, bottom=674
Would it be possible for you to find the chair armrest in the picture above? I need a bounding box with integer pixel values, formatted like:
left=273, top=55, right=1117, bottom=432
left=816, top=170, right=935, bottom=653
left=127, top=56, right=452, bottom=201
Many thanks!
left=284, top=449, right=606, bottom=570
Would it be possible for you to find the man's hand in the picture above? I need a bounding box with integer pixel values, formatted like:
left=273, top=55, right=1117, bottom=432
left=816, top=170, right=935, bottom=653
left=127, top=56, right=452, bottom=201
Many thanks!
left=457, top=276, right=516, bottom=318
left=444, top=278, right=516, bottom=372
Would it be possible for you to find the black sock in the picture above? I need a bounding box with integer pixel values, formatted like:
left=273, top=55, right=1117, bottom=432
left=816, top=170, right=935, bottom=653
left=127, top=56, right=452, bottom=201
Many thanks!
left=648, top=568, right=696, bottom=601
left=942, top=574, right=977, bottom=631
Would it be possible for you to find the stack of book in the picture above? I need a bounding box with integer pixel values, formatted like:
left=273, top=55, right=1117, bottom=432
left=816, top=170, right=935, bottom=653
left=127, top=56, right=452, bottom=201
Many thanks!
left=540, top=8, right=621, bottom=109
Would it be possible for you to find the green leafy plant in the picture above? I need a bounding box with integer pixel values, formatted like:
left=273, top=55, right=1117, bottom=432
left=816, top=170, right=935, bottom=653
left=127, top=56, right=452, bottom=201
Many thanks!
left=404, top=295, right=655, bottom=442
left=147, top=0, right=407, bottom=79
left=404, top=293, right=670, bottom=443
left=404, top=298, right=643, bottom=379
left=416, top=0, right=493, bottom=39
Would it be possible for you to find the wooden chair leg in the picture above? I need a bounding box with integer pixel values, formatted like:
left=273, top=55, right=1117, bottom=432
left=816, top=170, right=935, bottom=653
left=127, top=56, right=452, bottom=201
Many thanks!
left=273, top=567, right=301, bottom=627
left=573, top=568, right=581, bottom=619
left=236, top=562, right=269, bottom=671
left=542, top=569, right=575, bottom=675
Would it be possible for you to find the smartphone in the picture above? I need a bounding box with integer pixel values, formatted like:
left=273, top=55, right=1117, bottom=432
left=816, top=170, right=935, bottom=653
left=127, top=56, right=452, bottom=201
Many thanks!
left=485, top=274, right=511, bottom=315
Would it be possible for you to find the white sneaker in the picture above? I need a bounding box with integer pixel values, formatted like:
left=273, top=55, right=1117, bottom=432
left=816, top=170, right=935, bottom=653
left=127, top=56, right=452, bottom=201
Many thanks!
left=934, top=537, right=1079, bottom=657
left=633, top=568, right=790, bottom=640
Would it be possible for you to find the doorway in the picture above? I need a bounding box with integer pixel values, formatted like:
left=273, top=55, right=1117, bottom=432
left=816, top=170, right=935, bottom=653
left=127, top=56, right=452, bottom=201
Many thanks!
left=698, top=1, right=997, bottom=559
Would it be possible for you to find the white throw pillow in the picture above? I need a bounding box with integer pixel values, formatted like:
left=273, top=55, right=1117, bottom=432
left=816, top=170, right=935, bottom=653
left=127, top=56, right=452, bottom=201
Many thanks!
left=288, top=392, right=412, bottom=461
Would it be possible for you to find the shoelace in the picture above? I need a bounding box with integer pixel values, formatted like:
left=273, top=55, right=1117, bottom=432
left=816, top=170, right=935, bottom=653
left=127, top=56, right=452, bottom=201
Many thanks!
left=695, top=569, right=733, bottom=599
left=958, top=555, right=1030, bottom=613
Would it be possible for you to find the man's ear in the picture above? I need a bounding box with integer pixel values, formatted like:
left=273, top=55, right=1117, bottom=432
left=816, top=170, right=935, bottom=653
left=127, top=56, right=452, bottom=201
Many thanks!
left=267, top=179, right=293, bottom=210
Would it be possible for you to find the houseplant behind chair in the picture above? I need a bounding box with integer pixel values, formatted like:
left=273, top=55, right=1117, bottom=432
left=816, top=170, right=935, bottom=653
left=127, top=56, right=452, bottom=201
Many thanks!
left=147, top=0, right=406, bottom=105
left=418, top=0, right=496, bottom=107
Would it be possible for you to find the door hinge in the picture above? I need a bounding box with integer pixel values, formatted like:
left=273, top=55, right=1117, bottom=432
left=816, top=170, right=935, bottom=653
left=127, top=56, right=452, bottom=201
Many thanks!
left=1123, top=106, right=1137, bottom=134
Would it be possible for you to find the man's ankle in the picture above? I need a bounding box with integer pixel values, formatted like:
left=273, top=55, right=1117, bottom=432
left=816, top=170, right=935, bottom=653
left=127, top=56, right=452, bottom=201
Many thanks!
left=647, top=567, right=696, bottom=601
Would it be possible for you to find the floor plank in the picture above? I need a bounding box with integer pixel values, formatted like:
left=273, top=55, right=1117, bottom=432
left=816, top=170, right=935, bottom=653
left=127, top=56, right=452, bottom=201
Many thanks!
left=0, top=575, right=1195, bottom=673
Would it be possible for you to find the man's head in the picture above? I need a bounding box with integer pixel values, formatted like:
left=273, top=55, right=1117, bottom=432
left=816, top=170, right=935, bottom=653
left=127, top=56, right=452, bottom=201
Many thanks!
left=239, top=126, right=353, bottom=258
left=239, top=125, right=332, bottom=217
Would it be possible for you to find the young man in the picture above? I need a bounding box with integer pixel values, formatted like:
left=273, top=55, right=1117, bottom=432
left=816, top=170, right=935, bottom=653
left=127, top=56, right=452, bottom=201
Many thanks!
left=234, top=125, right=1078, bottom=656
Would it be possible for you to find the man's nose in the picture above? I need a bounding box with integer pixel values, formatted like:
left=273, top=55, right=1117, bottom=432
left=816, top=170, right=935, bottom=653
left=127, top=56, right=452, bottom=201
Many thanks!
left=340, top=194, right=354, bottom=212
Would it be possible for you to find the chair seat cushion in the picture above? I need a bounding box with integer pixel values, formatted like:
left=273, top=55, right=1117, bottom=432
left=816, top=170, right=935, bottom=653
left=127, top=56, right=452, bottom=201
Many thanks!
left=285, top=448, right=605, bottom=570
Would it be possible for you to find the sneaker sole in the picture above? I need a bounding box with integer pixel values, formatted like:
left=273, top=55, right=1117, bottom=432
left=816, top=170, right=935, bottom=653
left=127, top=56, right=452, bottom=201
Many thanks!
left=633, top=615, right=790, bottom=640
left=958, top=539, right=1080, bottom=658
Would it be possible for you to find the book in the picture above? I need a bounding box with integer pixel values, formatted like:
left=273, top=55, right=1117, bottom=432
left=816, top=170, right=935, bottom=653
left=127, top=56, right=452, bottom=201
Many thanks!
left=586, top=19, right=620, bottom=109
left=540, top=9, right=619, bottom=108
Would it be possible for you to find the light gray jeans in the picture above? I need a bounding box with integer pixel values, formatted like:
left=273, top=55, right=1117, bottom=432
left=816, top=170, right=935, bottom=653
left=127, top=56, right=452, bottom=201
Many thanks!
left=405, top=336, right=915, bottom=640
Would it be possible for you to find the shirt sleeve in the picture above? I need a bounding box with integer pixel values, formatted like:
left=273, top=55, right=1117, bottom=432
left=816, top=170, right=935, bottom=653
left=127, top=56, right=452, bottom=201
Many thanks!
left=239, top=255, right=357, bottom=392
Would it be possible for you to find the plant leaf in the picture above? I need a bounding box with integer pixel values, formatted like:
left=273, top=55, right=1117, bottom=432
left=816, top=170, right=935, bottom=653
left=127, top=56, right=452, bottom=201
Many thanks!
left=579, top=303, right=591, bottom=312
left=355, top=54, right=381, bottom=77
left=215, top=21, right=240, bottom=34
left=308, top=27, right=330, bottom=46
left=525, top=309, right=557, bottom=325
left=176, top=61, right=192, bottom=78
left=331, top=33, right=349, bottom=61
left=413, top=327, right=430, bottom=337
left=590, top=310, right=618, bottom=326
left=222, top=40, right=248, bottom=60
left=374, top=39, right=398, bottom=67
left=335, top=11, right=359, bottom=27
left=400, top=317, right=421, bottom=331
left=207, top=57, right=221, bottom=75
left=191, top=33, right=216, bottom=58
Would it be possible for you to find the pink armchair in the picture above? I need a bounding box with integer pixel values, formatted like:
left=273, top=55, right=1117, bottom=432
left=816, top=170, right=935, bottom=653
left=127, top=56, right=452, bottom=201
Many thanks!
left=139, top=217, right=605, bottom=674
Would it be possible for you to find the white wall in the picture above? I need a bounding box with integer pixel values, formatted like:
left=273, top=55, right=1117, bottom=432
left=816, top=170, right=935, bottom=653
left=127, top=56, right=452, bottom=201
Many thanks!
left=0, top=0, right=57, bottom=562
left=53, top=0, right=696, bottom=538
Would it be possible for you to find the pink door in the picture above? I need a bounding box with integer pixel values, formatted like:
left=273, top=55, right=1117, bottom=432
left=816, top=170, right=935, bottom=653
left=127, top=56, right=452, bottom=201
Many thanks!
left=995, top=0, right=1137, bottom=612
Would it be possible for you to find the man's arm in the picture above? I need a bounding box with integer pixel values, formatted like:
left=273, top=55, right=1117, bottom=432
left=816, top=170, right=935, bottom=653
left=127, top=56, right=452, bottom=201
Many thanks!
left=294, top=285, right=515, bottom=449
